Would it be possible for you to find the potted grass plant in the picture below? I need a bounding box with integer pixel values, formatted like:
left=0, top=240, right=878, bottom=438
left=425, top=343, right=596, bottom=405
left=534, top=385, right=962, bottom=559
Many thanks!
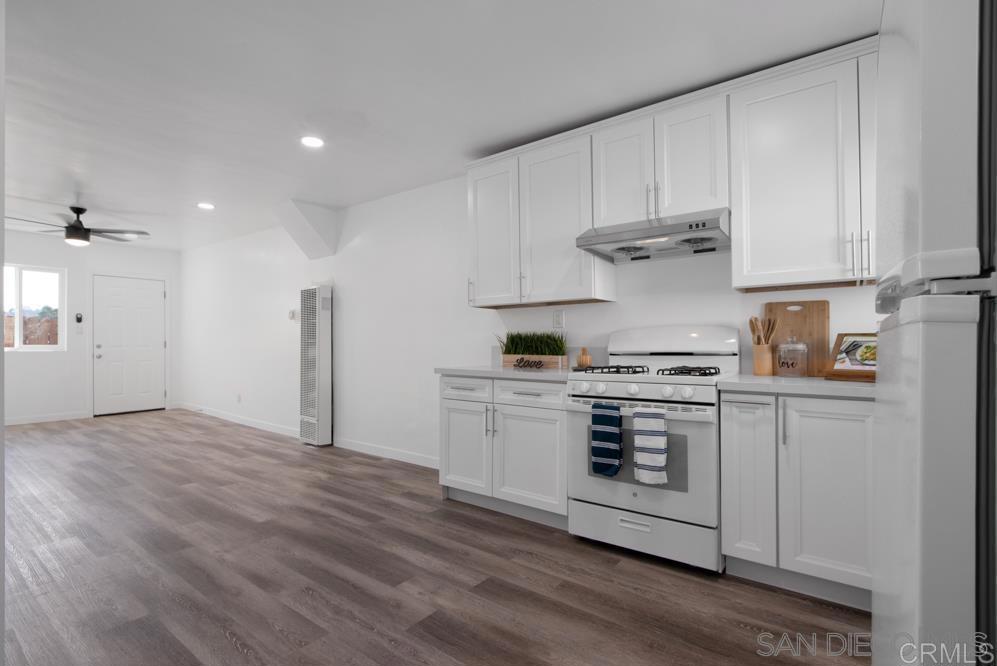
left=498, top=331, right=568, bottom=370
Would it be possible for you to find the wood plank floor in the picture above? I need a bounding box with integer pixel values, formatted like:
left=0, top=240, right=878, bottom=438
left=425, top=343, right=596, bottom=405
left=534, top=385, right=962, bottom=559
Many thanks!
left=5, top=409, right=870, bottom=665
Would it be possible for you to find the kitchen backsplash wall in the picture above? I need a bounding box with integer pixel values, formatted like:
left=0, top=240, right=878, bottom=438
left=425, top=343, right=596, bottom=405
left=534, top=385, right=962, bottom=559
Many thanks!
left=498, top=249, right=878, bottom=373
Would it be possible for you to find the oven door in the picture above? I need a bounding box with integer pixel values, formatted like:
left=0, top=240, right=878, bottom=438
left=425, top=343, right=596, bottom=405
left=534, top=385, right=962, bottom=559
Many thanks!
left=567, top=399, right=718, bottom=528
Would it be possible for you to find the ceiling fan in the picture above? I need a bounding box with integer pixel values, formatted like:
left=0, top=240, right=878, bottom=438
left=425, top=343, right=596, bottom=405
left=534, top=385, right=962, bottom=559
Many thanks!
left=5, top=206, right=151, bottom=247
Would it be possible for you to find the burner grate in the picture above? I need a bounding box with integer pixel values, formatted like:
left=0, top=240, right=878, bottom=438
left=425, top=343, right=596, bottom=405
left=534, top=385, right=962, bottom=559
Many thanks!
left=583, top=365, right=649, bottom=375
left=656, top=365, right=721, bottom=377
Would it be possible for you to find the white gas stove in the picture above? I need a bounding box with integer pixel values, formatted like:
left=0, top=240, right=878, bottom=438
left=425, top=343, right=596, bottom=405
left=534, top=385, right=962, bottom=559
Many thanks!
left=566, top=325, right=739, bottom=571
left=567, top=324, right=739, bottom=409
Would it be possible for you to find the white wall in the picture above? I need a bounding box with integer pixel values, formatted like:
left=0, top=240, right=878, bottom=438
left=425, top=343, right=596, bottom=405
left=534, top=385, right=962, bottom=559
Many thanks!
left=176, top=175, right=879, bottom=468
left=3, top=230, right=182, bottom=424
left=178, top=226, right=312, bottom=436
left=178, top=177, right=504, bottom=465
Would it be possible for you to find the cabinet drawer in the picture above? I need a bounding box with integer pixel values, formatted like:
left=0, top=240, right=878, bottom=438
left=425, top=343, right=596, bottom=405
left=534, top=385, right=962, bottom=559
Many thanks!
left=568, top=500, right=720, bottom=570
left=493, top=380, right=565, bottom=408
left=439, top=376, right=493, bottom=403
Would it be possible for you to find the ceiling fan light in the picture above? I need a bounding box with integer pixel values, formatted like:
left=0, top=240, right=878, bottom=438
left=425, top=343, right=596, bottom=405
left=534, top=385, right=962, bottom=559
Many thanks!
left=65, top=225, right=91, bottom=247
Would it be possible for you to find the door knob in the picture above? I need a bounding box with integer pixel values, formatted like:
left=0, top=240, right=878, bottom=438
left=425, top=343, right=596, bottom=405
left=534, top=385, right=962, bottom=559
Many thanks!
left=95, top=354, right=103, bottom=359
left=95, top=344, right=102, bottom=349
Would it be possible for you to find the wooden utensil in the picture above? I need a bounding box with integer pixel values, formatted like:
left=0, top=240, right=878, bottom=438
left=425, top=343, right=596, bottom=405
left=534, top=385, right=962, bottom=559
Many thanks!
left=763, top=300, right=831, bottom=376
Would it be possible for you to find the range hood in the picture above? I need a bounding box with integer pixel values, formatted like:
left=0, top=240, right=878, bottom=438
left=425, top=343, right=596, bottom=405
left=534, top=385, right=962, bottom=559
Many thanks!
left=576, top=208, right=730, bottom=264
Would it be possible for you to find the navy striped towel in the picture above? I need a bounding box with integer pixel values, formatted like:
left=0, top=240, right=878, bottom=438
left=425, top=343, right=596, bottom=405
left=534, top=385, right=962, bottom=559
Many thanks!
left=591, top=403, right=622, bottom=477
left=633, top=408, right=668, bottom=485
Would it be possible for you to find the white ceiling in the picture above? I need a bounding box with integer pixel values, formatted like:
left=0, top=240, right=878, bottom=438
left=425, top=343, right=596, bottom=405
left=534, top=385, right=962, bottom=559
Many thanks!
left=6, top=0, right=883, bottom=250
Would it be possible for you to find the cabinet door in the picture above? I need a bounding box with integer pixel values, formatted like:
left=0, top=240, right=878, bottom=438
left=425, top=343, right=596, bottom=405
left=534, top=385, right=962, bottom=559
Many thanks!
left=592, top=117, right=655, bottom=228
left=720, top=396, right=777, bottom=566
left=519, top=136, right=595, bottom=304
left=439, top=399, right=492, bottom=495
left=492, top=405, right=567, bottom=515
left=730, top=60, right=862, bottom=288
left=653, top=95, right=729, bottom=217
left=858, top=52, right=877, bottom=279
left=467, top=158, right=521, bottom=307
left=778, top=397, right=873, bottom=589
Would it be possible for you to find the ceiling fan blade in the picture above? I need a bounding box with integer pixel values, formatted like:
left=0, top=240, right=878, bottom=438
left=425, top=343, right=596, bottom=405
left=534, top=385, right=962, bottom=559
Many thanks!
left=4, top=215, right=66, bottom=228
left=91, top=232, right=131, bottom=242
left=88, top=228, right=150, bottom=236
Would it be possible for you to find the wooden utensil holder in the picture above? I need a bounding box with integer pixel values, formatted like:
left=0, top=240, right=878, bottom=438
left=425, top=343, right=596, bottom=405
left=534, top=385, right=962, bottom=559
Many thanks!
left=752, top=344, right=774, bottom=376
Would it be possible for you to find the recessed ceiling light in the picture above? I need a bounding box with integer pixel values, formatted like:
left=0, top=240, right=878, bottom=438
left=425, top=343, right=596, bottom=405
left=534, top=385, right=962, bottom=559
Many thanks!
left=197, top=202, right=215, bottom=211
left=300, top=136, right=325, bottom=149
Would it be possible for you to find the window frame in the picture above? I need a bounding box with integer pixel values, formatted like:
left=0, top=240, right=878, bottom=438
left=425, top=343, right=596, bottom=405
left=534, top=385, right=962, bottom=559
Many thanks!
left=4, top=264, right=67, bottom=352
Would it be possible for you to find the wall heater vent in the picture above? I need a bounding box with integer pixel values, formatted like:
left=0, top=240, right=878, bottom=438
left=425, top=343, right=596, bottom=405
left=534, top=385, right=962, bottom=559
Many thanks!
left=299, top=285, right=333, bottom=445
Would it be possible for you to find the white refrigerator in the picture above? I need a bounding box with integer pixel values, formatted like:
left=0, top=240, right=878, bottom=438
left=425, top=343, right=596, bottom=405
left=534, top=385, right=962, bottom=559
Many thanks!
left=873, top=0, right=996, bottom=663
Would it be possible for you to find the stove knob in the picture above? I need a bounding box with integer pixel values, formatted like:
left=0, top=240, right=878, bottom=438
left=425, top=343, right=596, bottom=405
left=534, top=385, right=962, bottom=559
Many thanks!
left=626, top=384, right=640, bottom=396
left=661, top=386, right=675, bottom=399
left=680, top=387, right=696, bottom=400
left=577, top=381, right=591, bottom=393
left=595, top=382, right=608, bottom=394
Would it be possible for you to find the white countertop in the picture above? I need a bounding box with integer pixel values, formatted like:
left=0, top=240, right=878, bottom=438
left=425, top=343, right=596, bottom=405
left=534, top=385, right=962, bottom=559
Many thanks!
left=719, top=375, right=875, bottom=400
left=435, top=365, right=572, bottom=382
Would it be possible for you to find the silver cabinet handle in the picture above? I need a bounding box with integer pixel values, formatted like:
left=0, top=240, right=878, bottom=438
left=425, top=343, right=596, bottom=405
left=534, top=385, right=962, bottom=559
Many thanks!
left=781, top=402, right=788, bottom=446
left=491, top=408, right=498, bottom=435
left=450, top=386, right=476, bottom=392
left=95, top=353, right=103, bottom=359
left=467, top=279, right=473, bottom=305
left=863, top=229, right=872, bottom=277
left=847, top=232, right=857, bottom=277
left=95, top=343, right=102, bottom=349
left=654, top=181, right=661, bottom=218
left=512, top=391, right=543, bottom=397
left=484, top=405, right=490, bottom=435
left=645, top=184, right=652, bottom=221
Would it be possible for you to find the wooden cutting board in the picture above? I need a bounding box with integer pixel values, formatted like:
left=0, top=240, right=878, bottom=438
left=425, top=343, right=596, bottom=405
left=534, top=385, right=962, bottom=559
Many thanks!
left=763, top=300, right=831, bottom=377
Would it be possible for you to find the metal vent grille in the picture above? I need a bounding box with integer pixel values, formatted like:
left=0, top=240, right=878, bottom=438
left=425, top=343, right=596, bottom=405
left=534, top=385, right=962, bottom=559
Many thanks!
left=300, top=288, right=318, bottom=423
left=300, top=418, right=318, bottom=444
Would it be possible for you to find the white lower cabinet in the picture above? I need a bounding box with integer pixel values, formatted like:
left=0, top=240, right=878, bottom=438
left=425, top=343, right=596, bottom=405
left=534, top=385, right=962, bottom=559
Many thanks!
left=720, top=393, right=873, bottom=590
left=720, top=395, right=777, bottom=566
left=439, top=399, right=492, bottom=495
left=778, top=396, right=873, bottom=589
left=440, top=377, right=567, bottom=516
left=492, top=405, right=567, bottom=514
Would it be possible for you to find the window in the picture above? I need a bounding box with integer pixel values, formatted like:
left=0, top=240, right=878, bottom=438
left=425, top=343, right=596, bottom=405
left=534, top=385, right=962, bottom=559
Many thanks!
left=4, top=265, right=65, bottom=350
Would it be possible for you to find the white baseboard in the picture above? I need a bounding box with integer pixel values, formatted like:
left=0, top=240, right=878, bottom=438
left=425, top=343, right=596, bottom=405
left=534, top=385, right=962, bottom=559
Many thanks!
left=6, top=411, right=91, bottom=426
left=335, top=437, right=438, bottom=469
left=173, top=406, right=437, bottom=469
left=725, top=557, right=871, bottom=611
left=174, top=403, right=298, bottom=438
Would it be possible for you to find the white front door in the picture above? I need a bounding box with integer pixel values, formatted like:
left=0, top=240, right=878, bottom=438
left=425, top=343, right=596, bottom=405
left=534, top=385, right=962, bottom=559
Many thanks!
left=93, top=275, right=166, bottom=416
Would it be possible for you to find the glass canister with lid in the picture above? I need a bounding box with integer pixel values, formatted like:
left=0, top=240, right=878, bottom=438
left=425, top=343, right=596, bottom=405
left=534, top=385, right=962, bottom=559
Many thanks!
left=776, top=336, right=808, bottom=377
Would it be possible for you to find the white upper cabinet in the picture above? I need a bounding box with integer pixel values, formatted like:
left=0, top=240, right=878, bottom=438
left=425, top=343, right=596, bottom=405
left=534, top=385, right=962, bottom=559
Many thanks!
left=592, top=117, right=655, bottom=227
left=730, top=60, right=862, bottom=288
left=591, top=96, right=728, bottom=227
left=467, top=158, right=520, bottom=307
left=778, top=397, right=873, bottom=590
left=519, top=136, right=614, bottom=305
left=858, top=52, right=878, bottom=279
left=653, top=95, right=729, bottom=217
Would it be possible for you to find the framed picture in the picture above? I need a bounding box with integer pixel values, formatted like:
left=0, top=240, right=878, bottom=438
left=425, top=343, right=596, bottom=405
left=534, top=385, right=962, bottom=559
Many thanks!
left=826, top=333, right=877, bottom=382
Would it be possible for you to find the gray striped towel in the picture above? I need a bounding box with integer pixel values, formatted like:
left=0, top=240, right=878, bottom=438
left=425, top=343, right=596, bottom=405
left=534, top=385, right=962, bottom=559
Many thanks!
left=632, top=408, right=668, bottom=484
